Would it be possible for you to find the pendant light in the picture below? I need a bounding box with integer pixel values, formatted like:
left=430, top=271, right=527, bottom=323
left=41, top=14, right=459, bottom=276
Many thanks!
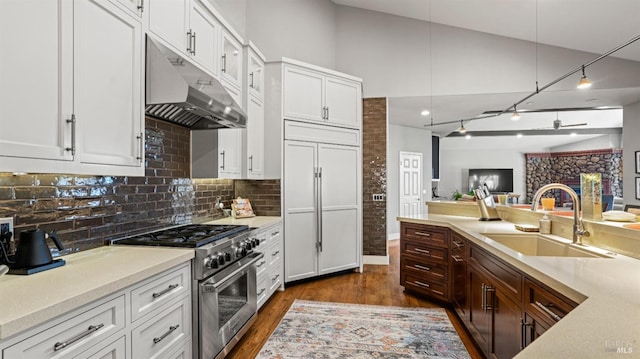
left=577, top=65, right=592, bottom=89
left=458, top=120, right=467, bottom=134
left=511, top=105, right=520, bottom=121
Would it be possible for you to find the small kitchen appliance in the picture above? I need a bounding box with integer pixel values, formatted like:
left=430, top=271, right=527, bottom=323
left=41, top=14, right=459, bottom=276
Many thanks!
left=0, top=229, right=66, bottom=275
left=113, top=223, right=263, bottom=359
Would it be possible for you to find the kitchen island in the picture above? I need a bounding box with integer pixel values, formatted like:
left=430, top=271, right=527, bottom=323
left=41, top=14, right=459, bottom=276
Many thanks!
left=399, top=205, right=640, bottom=358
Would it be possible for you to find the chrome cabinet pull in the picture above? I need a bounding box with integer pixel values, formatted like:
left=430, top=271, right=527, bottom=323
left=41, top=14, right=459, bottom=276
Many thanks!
left=186, top=30, right=193, bottom=54
left=257, top=288, right=266, bottom=296
left=191, top=32, right=196, bottom=55
left=221, top=54, right=227, bottom=73
left=414, top=248, right=431, bottom=254
left=271, top=231, right=280, bottom=236
left=485, top=285, right=495, bottom=312
left=317, top=167, right=323, bottom=252
left=452, top=240, right=464, bottom=248
left=414, top=280, right=430, bottom=288
left=220, top=150, right=226, bottom=170
left=414, top=231, right=431, bottom=237
left=272, top=250, right=280, bottom=256
left=272, top=274, right=280, bottom=282
left=414, top=264, right=431, bottom=271
left=137, top=0, right=144, bottom=11
left=256, top=260, right=266, bottom=268
left=65, top=114, right=76, bottom=155
left=520, top=318, right=532, bottom=349
left=153, top=324, right=179, bottom=344
left=451, top=254, right=464, bottom=262
left=152, top=283, right=179, bottom=299
left=54, top=323, right=104, bottom=351
left=136, top=132, right=143, bottom=161
left=482, top=283, right=486, bottom=311
left=535, top=301, right=562, bottom=321
left=326, top=106, right=329, bottom=119
left=248, top=155, right=253, bottom=172
left=249, top=72, right=254, bottom=88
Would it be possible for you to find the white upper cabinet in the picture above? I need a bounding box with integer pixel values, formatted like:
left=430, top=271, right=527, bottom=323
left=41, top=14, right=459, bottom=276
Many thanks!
left=283, top=62, right=362, bottom=129
left=220, top=28, right=243, bottom=91
left=0, top=0, right=74, bottom=163
left=0, top=0, right=144, bottom=176
left=147, top=0, right=219, bottom=75
left=218, top=129, right=243, bottom=178
left=74, top=0, right=144, bottom=169
left=113, top=0, right=144, bottom=18
left=247, top=46, right=265, bottom=100
left=243, top=43, right=266, bottom=179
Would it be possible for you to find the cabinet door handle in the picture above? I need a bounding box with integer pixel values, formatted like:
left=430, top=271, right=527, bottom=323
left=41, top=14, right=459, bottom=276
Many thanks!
left=414, top=248, right=431, bottom=254
left=249, top=72, right=254, bottom=88
left=451, top=254, right=464, bottom=262
left=54, top=323, right=104, bottom=351
left=220, top=150, right=226, bottom=170
left=414, top=280, right=430, bottom=288
left=520, top=318, right=532, bottom=349
left=452, top=240, right=464, bottom=248
left=535, top=301, right=562, bottom=321
left=152, top=283, right=179, bottom=299
left=256, top=260, right=266, bottom=268
left=65, top=114, right=76, bottom=156
left=153, top=324, right=180, bottom=344
left=271, top=231, right=280, bottom=236
left=272, top=250, right=280, bottom=256
left=137, top=0, right=144, bottom=11
left=248, top=155, right=253, bottom=172
left=414, top=231, right=431, bottom=237
left=221, top=54, right=227, bottom=73
left=272, top=274, right=280, bottom=282
left=257, top=288, right=266, bottom=296
left=186, top=30, right=193, bottom=54
left=191, top=32, right=197, bottom=55
left=414, top=264, right=431, bottom=271
left=326, top=106, right=329, bottom=119
left=136, top=132, right=143, bottom=162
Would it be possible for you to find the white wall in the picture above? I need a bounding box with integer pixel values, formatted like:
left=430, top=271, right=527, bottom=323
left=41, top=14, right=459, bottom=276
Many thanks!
left=550, top=134, right=622, bottom=152
left=245, top=0, right=336, bottom=68
left=438, top=142, right=527, bottom=202
left=387, top=124, right=432, bottom=238
left=623, top=101, right=640, bottom=207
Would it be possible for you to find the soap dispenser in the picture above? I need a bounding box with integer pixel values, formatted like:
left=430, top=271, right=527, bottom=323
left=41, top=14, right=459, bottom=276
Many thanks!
left=539, top=213, right=551, bottom=234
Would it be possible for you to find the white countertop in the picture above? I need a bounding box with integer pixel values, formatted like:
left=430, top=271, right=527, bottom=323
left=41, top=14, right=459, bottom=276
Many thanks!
left=398, top=213, right=640, bottom=358
left=0, top=246, right=193, bottom=340
left=204, top=215, right=281, bottom=228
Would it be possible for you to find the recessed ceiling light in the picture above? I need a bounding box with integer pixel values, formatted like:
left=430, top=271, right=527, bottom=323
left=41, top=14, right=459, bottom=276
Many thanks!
left=465, top=134, right=471, bottom=140
left=570, top=132, right=577, bottom=137
left=516, top=133, right=523, bottom=138
left=421, top=110, right=430, bottom=116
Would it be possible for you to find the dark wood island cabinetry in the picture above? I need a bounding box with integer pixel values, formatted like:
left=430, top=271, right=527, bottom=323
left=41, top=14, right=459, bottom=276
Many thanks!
left=399, top=221, right=579, bottom=359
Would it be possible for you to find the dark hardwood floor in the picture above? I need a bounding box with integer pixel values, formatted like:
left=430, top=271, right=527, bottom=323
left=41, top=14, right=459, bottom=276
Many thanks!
left=226, top=239, right=483, bottom=359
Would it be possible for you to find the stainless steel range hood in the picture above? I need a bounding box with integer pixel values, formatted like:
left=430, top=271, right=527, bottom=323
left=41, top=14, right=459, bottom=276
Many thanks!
left=145, top=35, right=246, bottom=129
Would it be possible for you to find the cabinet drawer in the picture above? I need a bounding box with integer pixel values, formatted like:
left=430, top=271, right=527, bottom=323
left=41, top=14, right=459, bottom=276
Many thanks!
left=269, top=264, right=282, bottom=293
left=268, top=226, right=282, bottom=241
left=131, top=295, right=191, bottom=359
left=401, top=223, right=449, bottom=248
left=402, top=272, right=448, bottom=300
left=402, top=242, right=447, bottom=262
left=255, top=253, right=268, bottom=277
left=268, top=239, right=282, bottom=267
left=401, top=257, right=447, bottom=282
left=130, top=264, right=190, bottom=322
left=4, top=296, right=125, bottom=359
left=469, top=245, right=522, bottom=300
left=72, top=335, right=125, bottom=359
left=524, top=279, right=577, bottom=326
left=257, top=270, right=270, bottom=308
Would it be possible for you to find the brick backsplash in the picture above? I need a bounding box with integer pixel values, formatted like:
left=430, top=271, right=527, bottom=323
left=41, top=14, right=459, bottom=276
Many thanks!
left=0, top=117, right=280, bottom=255
left=362, top=98, right=387, bottom=257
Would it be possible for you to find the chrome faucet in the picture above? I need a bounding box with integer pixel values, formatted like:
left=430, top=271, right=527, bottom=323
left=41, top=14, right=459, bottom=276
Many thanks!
left=530, top=183, right=590, bottom=244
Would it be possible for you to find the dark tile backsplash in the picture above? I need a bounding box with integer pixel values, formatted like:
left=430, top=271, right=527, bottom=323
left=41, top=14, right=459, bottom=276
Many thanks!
left=0, top=117, right=280, bottom=255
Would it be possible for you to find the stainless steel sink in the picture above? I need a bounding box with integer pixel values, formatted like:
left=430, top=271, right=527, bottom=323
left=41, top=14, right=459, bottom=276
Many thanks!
left=481, top=233, right=611, bottom=258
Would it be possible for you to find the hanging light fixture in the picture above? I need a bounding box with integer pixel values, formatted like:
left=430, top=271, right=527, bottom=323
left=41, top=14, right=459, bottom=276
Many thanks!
left=458, top=120, right=467, bottom=134
left=577, top=65, right=592, bottom=89
left=511, top=105, right=520, bottom=121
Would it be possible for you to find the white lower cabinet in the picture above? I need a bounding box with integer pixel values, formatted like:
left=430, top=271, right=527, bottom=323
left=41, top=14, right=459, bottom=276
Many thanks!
left=252, top=221, right=283, bottom=309
left=0, top=263, right=191, bottom=359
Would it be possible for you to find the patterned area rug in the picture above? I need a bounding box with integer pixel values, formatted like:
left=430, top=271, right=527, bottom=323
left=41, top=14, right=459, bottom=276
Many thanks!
left=256, top=300, right=471, bottom=359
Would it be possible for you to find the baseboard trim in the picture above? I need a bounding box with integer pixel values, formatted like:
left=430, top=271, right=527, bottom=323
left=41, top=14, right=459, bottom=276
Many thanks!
left=388, top=233, right=400, bottom=241
left=363, top=255, right=389, bottom=265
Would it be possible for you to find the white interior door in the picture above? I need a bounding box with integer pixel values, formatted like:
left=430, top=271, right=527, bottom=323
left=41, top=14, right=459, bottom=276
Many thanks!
left=399, top=152, right=423, bottom=216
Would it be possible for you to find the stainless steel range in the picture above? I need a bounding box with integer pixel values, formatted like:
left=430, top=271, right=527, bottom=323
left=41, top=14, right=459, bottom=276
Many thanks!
left=113, top=224, right=263, bottom=359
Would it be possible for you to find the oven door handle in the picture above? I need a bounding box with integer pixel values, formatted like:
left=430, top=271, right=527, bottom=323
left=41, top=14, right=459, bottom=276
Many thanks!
left=204, top=253, right=264, bottom=291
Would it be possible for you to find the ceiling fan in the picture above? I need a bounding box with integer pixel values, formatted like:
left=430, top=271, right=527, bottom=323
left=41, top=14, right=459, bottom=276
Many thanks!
left=548, top=112, right=588, bottom=130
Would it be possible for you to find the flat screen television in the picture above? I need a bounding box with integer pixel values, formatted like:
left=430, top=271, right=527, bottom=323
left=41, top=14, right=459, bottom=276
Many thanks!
left=468, top=168, right=514, bottom=193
